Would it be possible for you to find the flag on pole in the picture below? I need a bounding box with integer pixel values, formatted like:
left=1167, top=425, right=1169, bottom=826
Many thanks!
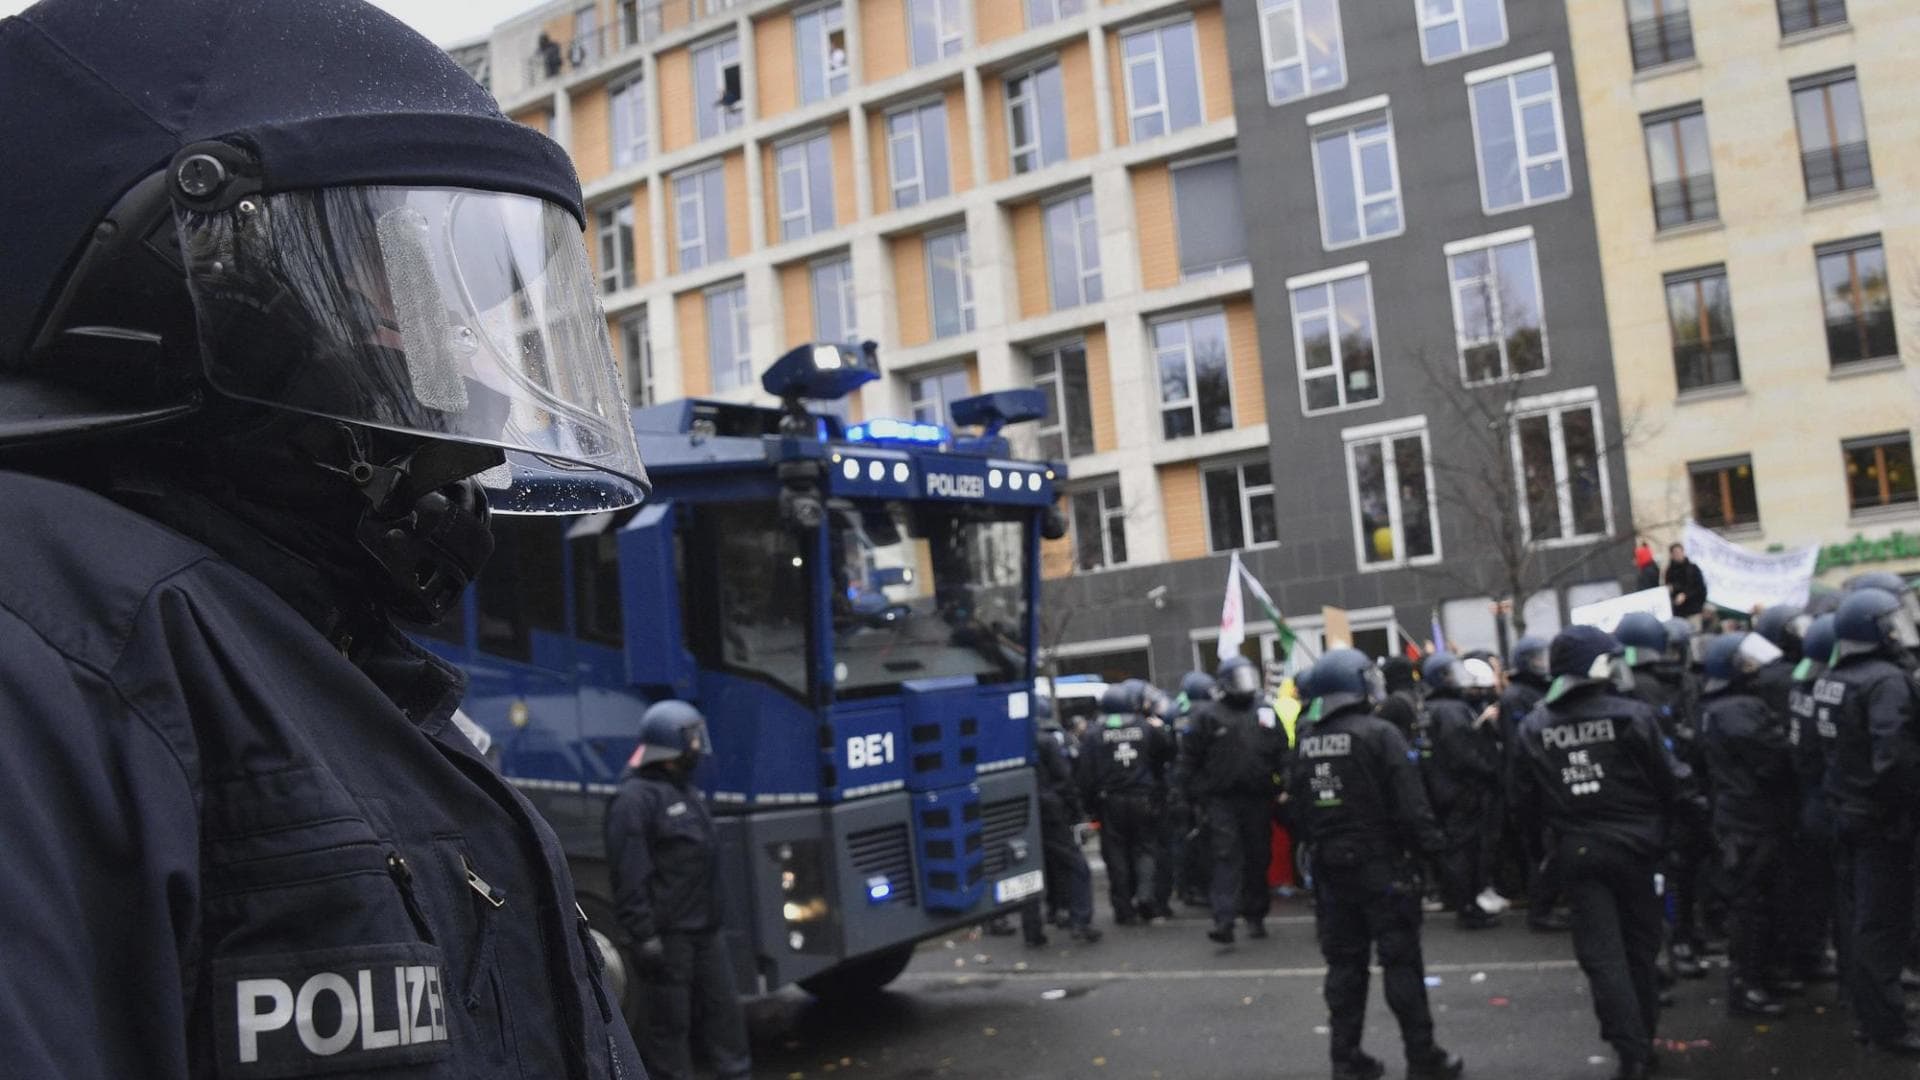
left=1218, top=552, right=1246, bottom=662
left=1429, top=610, right=1448, bottom=655
left=1235, top=561, right=1300, bottom=659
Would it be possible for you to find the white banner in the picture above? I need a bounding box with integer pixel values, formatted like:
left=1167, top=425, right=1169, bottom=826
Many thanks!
left=1218, top=552, right=1246, bottom=662
left=1570, top=586, right=1673, bottom=634
left=1680, top=521, right=1819, bottom=614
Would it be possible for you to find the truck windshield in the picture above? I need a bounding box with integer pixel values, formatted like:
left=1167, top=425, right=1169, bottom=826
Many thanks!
left=828, top=500, right=1029, bottom=697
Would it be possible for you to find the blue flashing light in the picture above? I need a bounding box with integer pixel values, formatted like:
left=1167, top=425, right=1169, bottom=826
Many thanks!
left=865, top=875, right=893, bottom=903
left=845, top=418, right=949, bottom=446
left=1053, top=674, right=1104, bottom=684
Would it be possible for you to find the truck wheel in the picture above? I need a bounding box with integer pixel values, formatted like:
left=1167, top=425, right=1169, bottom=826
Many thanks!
left=797, top=943, right=916, bottom=1001
left=575, top=893, right=646, bottom=1031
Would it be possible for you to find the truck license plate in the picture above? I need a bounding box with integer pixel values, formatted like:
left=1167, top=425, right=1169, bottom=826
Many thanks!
left=993, top=870, right=1044, bottom=904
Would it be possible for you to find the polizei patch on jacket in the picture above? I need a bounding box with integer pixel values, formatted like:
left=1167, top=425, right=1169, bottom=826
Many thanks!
left=1541, top=718, right=1617, bottom=750
left=213, top=942, right=452, bottom=1078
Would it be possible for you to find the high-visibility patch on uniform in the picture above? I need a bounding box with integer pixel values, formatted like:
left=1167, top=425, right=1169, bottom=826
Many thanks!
left=213, top=942, right=452, bottom=1077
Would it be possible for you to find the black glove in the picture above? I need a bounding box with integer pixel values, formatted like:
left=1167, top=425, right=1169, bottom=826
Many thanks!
left=636, top=935, right=666, bottom=971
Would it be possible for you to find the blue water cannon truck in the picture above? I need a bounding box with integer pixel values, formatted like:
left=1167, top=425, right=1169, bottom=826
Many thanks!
left=416, top=343, right=1063, bottom=1016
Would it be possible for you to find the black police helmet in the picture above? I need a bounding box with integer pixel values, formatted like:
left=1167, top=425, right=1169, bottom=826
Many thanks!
left=1702, top=632, right=1781, bottom=693
left=1099, top=679, right=1147, bottom=716
left=1179, top=670, right=1218, bottom=701
left=1420, top=651, right=1465, bottom=693
left=1310, top=648, right=1383, bottom=716
left=631, top=700, right=710, bottom=768
left=1549, top=625, right=1626, bottom=682
left=1803, top=614, right=1837, bottom=670
left=1216, top=655, right=1261, bottom=704
left=1844, top=571, right=1910, bottom=595
left=1755, top=604, right=1806, bottom=649
left=1833, top=588, right=1920, bottom=660
left=1510, top=635, right=1551, bottom=680
left=1614, top=613, right=1669, bottom=663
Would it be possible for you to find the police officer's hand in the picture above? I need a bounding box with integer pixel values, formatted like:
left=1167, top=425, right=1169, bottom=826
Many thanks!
left=637, top=935, right=666, bottom=970
left=1474, top=704, right=1499, bottom=730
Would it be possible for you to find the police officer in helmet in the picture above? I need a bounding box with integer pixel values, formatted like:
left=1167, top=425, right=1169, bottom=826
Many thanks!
left=1288, top=649, right=1463, bottom=1080
left=1171, top=670, right=1220, bottom=909
left=1783, top=614, right=1842, bottom=985
left=0, top=2, right=647, bottom=1076
left=1185, top=655, right=1286, bottom=943
left=1021, top=694, right=1101, bottom=946
left=1510, top=627, right=1683, bottom=1080
left=1502, top=636, right=1568, bottom=931
left=1419, top=653, right=1503, bottom=930
left=1077, top=679, right=1174, bottom=925
left=606, top=702, right=752, bottom=1079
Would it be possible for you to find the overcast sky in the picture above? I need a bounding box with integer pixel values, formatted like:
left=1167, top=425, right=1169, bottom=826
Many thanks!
left=0, top=0, right=541, bottom=46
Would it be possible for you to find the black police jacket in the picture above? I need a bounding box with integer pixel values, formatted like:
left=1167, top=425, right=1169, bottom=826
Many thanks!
left=1700, top=687, right=1796, bottom=839
left=0, top=473, right=642, bottom=1080
left=1498, top=679, right=1546, bottom=743
left=1750, top=660, right=1796, bottom=729
left=605, top=767, right=721, bottom=941
left=1077, top=715, right=1172, bottom=803
left=1286, top=707, right=1446, bottom=860
left=1812, top=654, right=1920, bottom=829
left=1509, top=687, right=1682, bottom=861
left=1035, top=728, right=1084, bottom=824
left=1181, top=698, right=1285, bottom=801
left=1423, top=694, right=1500, bottom=815
left=1788, top=668, right=1829, bottom=801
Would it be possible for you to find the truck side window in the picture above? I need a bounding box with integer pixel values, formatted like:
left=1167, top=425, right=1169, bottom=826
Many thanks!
left=476, top=516, right=567, bottom=662
left=683, top=501, right=811, bottom=697
left=571, top=510, right=634, bottom=649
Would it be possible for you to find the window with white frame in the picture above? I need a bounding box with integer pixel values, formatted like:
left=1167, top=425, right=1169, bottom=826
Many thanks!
left=610, top=75, right=649, bottom=168
left=926, top=227, right=974, bottom=339
left=1173, top=156, right=1249, bottom=277
left=1512, top=390, right=1611, bottom=544
left=1419, top=0, right=1507, bottom=63
left=619, top=309, right=654, bottom=406
left=1070, top=481, right=1128, bottom=571
left=1121, top=19, right=1204, bottom=142
left=795, top=3, right=850, bottom=105
left=1032, top=340, right=1095, bottom=460
left=573, top=5, right=601, bottom=65
left=1343, top=418, right=1438, bottom=569
left=886, top=100, right=951, bottom=209
left=909, top=366, right=970, bottom=425
left=1469, top=58, right=1571, bottom=213
left=811, top=255, right=858, bottom=345
left=706, top=281, right=752, bottom=392
left=1288, top=266, right=1381, bottom=414
left=1027, top=0, right=1087, bottom=29
left=1007, top=62, right=1068, bottom=174
left=1447, top=228, right=1548, bottom=383
left=1204, top=459, right=1278, bottom=553
left=673, top=163, right=728, bottom=271
left=618, top=0, right=662, bottom=48
left=595, top=200, right=636, bottom=294
left=908, top=0, right=965, bottom=63
left=692, top=35, right=743, bottom=140
left=775, top=133, right=835, bottom=242
left=1260, top=0, right=1346, bottom=105
left=1043, top=190, right=1102, bottom=310
left=1153, top=308, right=1233, bottom=440
left=1312, top=115, right=1403, bottom=249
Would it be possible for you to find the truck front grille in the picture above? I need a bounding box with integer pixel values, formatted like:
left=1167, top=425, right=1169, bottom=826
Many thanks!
left=978, top=795, right=1032, bottom=877
left=846, top=823, right=917, bottom=907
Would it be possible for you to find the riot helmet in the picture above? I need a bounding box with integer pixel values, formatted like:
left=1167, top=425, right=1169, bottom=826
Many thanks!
left=1308, top=648, right=1384, bottom=717
left=1796, top=614, right=1838, bottom=680
left=1833, top=588, right=1920, bottom=663
left=1663, top=618, right=1698, bottom=666
left=1178, top=670, right=1218, bottom=703
left=1217, top=655, right=1262, bottom=706
left=1755, top=604, right=1810, bottom=662
left=1099, top=679, right=1148, bottom=717
left=1510, top=635, right=1551, bottom=683
left=628, top=700, right=711, bottom=770
left=1420, top=652, right=1467, bottom=696
left=1545, top=625, right=1633, bottom=703
left=1702, top=632, right=1783, bottom=694
left=1460, top=657, right=1499, bottom=706
left=1845, top=572, right=1920, bottom=628
left=1614, top=613, right=1669, bottom=668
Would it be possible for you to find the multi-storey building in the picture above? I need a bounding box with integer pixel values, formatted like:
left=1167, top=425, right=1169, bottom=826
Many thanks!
left=1566, top=0, right=1920, bottom=586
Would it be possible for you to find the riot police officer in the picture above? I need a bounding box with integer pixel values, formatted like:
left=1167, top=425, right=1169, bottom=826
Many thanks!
left=1814, top=588, right=1920, bottom=1055
left=1185, top=655, right=1286, bottom=943
left=607, top=703, right=752, bottom=1080
left=1698, top=633, right=1795, bottom=1016
left=1420, top=653, right=1503, bottom=929
left=1501, top=637, right=1567, bottom=931
left=1172, top=670, right=1220, bottom=909
left=1784, top=614, right=1842, bottom=984
left=1510, top=627, right=1682, bottom=1080
left=1288, top=649, right=1464, bottom=1080
left=0, top=3, right=648, bottom=1076
left=1022, top=696, right=1100, bottom=946
left=1078, top=679, right=1174, bottom=925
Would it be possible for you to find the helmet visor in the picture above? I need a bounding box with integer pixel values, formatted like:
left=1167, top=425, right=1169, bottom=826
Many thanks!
left=1224, top=663, right=1262, bottom=698
left=177, top=187, right=647, bottom=513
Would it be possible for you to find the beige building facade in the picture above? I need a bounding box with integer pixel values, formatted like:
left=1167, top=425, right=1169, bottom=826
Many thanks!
left=1567, top=0, right=1920, bottom=587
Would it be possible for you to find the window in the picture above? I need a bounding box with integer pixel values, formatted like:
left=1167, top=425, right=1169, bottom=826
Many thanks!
left=775, top=133, right=835, bottom=241
left=619, top=0, right=663, bottom=48
left=887, top=100, right=951, bottom=208
left=476, top=517, right=567, bottom=663
left=706, top=281, right=751, bottom=391
left=926, top=227, right=974, bottom=339
left=1344, top=421, right=1438, bottom=568
left=1260, top=0, right=1346, bottom=105
left=811, top=255, right=858, bottom=345
left=1007, top=63, right=1067, bottom=174
left=1288, top=267, right=1381, bottom=414
left=692, top=36, right=743, bottom=140
left=1032, top=341, right=1095, bottom=460
left=1312, top=117, right=1403, bottom=249
left=1420, top=0, right=1507, bottom=63
left=571, top=512, right=631, bottom=649
left=1664, top=266, right=1740, bottom=391
left=795, top=3, right=850, bottom=106
left=1689, top=455, right=1759, bottom=530
left=1153, top=309, right=1234, bottom=439
left=1043, top=190, right=1102, bottom=310
left=619, top=309, right=654, bottom=406
left=610, top=75, right=649, bottom=168
left=908, top=0, right=965, bottom=63
left=1121, top=19, right=1203, bottom=142
left=1643, top=106, right=1716, bottom=228
left=1173, top=156, right=1249, bottom=278
left=1779, top=0, right=1847, bottom=35
left=1070, top=482, right=1127, bottom=571
left=1513, top=392, right=1611, bottom=544
left=1469, top=59, right=1571, bottom=213
left=1817, top=236, right=1898, bottom=368
left=1626, top=0, right=1694, bottom=70
left=909, top=367, right=970, bottom=425
left=595, top=200, right=636, bottom=294
left=573, top=4, right=601, bottom=66
left=1792, top=71, right=1872, bottom=199
left=1447, top=230, right=1547, bottom=383
left=1027, top=0, right=1087, bottom=28
left=1205, top=460, right=1278, bottom=553
left=1843, top=433, right=1917, bottom=514
left=673, top=163, right=728, bottom=270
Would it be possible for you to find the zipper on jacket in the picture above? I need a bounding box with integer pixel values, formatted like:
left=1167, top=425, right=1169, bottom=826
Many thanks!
left=387, top=851, right=436, bottom=945
left=464, top=855, right=507, bottom=908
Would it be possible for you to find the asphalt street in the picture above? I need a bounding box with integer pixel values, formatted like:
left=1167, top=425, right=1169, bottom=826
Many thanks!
left=744, top=878, right=1920, bottom=1080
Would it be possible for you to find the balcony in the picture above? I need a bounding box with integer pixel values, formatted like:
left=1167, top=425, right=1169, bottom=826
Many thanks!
left=1673, top=340, right=1740, bottom=392
left=1779, top=0, right=1847, bottom=35
left=522, top=0, right=745, bottom=89
left=1827, top=310, right=1899, bottom=368
left=1801, top=141, right=1873, bottom=200
left=1651, top=174, right=1717, bottom=230
left=1629, top=11, right=1695, bottom=71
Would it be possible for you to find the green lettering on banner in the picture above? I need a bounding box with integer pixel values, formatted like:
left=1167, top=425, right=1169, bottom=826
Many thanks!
left=1814, top=531, right=1920, bottom=574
